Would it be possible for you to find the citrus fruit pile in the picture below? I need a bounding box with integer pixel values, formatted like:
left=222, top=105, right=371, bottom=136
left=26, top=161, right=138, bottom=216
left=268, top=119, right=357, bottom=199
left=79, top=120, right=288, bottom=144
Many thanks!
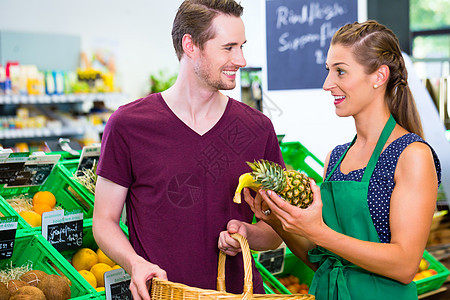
left=10, top=191, right=58, bottom=227
left=71, top=247, right=122, bottom=291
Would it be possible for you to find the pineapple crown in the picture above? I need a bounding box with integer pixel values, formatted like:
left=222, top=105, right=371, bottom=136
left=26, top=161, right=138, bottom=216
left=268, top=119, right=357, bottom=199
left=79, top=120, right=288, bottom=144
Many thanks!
left=246, top=160, right=287, bottom=193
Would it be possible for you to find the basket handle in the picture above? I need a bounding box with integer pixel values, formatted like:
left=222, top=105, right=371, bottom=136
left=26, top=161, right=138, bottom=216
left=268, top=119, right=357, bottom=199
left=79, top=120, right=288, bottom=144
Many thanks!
left=217, top=233, right=253, bottom=299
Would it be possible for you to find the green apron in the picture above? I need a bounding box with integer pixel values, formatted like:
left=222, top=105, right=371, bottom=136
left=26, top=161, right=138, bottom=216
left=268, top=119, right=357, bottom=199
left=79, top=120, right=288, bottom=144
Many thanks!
left=308, top=115, right=417, bottom=299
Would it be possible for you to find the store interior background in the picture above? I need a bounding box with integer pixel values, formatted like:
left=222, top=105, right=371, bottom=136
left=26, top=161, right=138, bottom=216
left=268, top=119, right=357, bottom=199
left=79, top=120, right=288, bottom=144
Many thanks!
left=0, top=0, right=449, bottom=196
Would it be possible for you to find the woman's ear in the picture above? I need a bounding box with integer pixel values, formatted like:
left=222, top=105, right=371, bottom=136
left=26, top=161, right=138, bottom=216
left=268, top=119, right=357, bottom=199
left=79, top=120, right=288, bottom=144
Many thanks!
left=182, top=34, right=196, bottom=59
left=374, top=65, right=390, bottom=88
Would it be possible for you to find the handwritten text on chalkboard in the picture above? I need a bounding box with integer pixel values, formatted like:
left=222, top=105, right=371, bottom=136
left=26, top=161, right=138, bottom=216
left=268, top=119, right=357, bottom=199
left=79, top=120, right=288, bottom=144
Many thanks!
left=266, top=0, right=357, bottom=90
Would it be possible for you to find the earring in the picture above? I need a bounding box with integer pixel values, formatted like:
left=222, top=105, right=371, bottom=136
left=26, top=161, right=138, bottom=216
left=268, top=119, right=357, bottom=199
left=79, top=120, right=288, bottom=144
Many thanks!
left=373, top=84, right=378, bottom=89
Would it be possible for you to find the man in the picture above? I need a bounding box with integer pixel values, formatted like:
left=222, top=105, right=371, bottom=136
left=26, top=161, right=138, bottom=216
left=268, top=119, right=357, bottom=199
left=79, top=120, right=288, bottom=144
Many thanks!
left=93, top=1, right=284, bottom=299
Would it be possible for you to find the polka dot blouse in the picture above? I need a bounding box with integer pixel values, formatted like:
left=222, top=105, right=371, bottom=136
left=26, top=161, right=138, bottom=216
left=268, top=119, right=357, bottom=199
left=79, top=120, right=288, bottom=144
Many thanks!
left=325, top=133, right=441, bottom=243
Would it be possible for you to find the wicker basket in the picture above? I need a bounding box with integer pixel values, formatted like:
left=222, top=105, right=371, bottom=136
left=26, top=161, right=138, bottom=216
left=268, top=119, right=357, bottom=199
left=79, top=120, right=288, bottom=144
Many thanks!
left=151, top=233, right=315, bottom=299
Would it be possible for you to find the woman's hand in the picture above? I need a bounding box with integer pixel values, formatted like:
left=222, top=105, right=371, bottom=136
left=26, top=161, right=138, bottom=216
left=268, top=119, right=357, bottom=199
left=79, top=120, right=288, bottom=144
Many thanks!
left=256, top=180, right=325, bottom=242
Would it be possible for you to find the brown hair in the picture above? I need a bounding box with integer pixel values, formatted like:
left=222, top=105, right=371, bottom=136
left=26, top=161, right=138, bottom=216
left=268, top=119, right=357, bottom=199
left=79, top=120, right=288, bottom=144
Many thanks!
left=171, top=0, right=244, bottom=61
left=331, top=20, right=424, bottom=138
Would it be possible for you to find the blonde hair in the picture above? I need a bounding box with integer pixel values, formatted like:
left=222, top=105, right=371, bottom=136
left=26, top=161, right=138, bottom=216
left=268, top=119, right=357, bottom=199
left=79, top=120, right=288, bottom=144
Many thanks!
left=332, top=20, right=424, bottom=138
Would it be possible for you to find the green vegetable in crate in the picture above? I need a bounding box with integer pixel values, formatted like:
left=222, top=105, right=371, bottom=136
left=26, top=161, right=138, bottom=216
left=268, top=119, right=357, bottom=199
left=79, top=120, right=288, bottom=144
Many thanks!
left=234, top=160, right=313, bottom=209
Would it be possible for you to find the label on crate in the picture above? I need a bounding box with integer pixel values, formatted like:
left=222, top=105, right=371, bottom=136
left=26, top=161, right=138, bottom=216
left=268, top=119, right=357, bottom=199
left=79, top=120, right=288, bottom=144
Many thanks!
left=0, top=216, right=18, bottom=259
left=41, top=209, right=83, bottom=252
left=4, top=154, right=60, bottom=187
left=257, top=247, right=286, bottom=275
left=105, top=268, right=132, bottom=300
left=0, top=152, right=29, bottom=185
left=76, top=145, right=101, bottom=176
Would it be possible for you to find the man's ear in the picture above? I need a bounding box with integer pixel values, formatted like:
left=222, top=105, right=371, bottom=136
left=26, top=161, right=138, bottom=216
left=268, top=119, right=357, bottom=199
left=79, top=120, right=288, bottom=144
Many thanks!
left=374, top=65, right=390, bottom=88
left=182, top=34, right=196, bottom=59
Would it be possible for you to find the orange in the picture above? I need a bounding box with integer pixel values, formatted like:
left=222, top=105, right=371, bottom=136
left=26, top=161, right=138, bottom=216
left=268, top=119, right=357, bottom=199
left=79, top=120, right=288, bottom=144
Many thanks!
left=90, top=263, right=112, bottom=287
left=19, top=210, right=42, bottom=227
left=96, top=248, right=116, bottom=267
left=32, top=203, right=53, bottom=216
left=95, top=287, right=105, bottom=292
left=33, top=191, right=56, bottom=208
left=78, top=270, right=97, bottom=288
left=72, top=248, right=99, bottom=271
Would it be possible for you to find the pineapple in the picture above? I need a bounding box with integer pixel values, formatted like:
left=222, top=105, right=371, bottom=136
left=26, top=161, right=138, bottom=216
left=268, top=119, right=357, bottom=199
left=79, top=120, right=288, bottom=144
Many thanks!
left=233, top=160, right=313, bottom=209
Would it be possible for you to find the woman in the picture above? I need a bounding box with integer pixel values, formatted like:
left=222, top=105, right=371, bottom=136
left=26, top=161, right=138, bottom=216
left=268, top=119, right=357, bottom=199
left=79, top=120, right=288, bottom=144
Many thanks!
left=242, top=20, right=441, bottom=299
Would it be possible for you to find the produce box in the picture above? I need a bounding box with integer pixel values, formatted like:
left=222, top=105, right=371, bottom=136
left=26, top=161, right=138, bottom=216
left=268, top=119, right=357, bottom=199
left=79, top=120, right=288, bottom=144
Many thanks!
left=0, top=163, right=95, bottom=231
left=59, top=218, right=129, bottom=299
left=280, top=141, right=324, bottom=184
left=255, top=247, right=314, bottom=295
left=56, top=159, right=96, bottom=205
left=0, top=230, right=97, bottom=299
left=414, top=250, right=450, bottom=295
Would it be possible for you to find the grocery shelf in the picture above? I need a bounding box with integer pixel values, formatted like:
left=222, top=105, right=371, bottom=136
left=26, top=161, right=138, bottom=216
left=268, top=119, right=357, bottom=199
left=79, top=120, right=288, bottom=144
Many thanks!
left=0, top=125, right=104, bottom=140
left=0, top=92, right=126, bottom=104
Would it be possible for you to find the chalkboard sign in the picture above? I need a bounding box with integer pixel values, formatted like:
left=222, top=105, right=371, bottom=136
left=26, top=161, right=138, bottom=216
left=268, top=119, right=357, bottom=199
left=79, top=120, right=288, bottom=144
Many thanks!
left=266, top=0, right=358, bottom=90
left=0, top=216, right=18, bottom=259
left=41, top=209, right=83, bottom=252
left=105, top=268, right=132, bottom=300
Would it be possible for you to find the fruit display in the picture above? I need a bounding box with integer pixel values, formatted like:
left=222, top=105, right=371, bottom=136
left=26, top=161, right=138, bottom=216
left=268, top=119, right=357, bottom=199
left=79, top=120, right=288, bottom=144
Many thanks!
left=5, top=191, right=60, bottom=227
left=265, top=275, right=309, bottom=294
left=70, top=247, right=121, bottom=289
left=413, top=258, right=438, bottom=281
left=0, top=265, right=70, bottom=300
left=234, top=160, right=313, bottom=208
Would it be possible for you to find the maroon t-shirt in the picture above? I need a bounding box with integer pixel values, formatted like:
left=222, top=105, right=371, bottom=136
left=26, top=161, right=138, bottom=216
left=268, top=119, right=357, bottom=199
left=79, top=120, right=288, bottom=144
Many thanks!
left=97, top=93, right=284, bottom=294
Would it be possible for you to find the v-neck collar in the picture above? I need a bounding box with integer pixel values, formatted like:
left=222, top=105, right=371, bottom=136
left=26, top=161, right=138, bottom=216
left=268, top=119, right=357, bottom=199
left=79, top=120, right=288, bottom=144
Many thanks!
left=157, top=93, right=232, bottom=137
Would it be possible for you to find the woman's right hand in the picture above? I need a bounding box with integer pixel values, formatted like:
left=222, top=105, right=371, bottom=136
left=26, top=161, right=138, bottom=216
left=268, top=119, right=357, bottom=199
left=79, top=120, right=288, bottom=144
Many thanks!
left=257, top=180, right=325, bottom=241
left=128, top=257, right=167, bottom=300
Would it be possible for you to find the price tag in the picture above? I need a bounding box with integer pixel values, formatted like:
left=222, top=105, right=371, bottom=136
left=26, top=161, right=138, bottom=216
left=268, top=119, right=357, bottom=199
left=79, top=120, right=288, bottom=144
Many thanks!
left=105, top=268, right=132, bottom=300
left=5, top=154, right=60, bottom=187
left=257, top=247, right=286, bottom=275
left=76, top=145, right=101, bottom=176
left=0, top=216, right=18, bottom=259
left=41, top=209, right=83, bottom=252
left=0, top=152, right=29, bottom=185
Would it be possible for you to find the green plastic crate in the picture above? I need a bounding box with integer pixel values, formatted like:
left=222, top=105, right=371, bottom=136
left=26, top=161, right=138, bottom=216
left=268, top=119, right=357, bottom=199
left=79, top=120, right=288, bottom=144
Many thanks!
left=0, top=230, right=97, bottom=299
left=59, top=218, right=129, bottom=299
left=56, top=159, right=95, bottom=205
left=280, top=141, right=324, bottom=184
left=415, top=250, right=450, bottom=295
left=0, top=164, right=95, bottom=231
left=254, top=247, right=314, bottom=295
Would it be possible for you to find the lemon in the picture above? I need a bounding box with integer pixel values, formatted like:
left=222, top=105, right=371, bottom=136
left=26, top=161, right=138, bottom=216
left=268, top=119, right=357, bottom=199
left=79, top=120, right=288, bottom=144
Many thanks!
left=78, top=270, right=97, bottom=288
left=95, top=287, right=105, bottom=292
left=19, top=210, right=42, bottom=227
left=72, top=248, right=98, bottom=271
left=96, top=248, right=116, bottom=267
left=111, top=265, right=122, bottom=270
left=90, top=263, right=112, bottom=287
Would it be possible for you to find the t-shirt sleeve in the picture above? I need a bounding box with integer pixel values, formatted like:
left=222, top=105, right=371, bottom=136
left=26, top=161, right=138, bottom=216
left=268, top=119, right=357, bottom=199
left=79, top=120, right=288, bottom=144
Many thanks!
left=97, top=109, right=133, bottom=188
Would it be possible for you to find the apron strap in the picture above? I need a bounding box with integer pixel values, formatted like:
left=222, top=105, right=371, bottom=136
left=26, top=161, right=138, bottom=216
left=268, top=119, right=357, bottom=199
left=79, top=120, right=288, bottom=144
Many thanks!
left=324, top=135, right=356, bottom=182
left=361, top=115, right=396, bottom=182
left=325, top=115, right=396, bottom=183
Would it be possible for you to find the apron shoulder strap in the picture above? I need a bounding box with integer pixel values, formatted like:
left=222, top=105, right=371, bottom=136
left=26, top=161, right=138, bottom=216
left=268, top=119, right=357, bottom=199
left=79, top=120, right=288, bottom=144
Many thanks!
left=325, top=115, right=397, bottom=183
left=325, top=136, right=356, bottom=182
left=361, top=115, right=396, bottom=182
